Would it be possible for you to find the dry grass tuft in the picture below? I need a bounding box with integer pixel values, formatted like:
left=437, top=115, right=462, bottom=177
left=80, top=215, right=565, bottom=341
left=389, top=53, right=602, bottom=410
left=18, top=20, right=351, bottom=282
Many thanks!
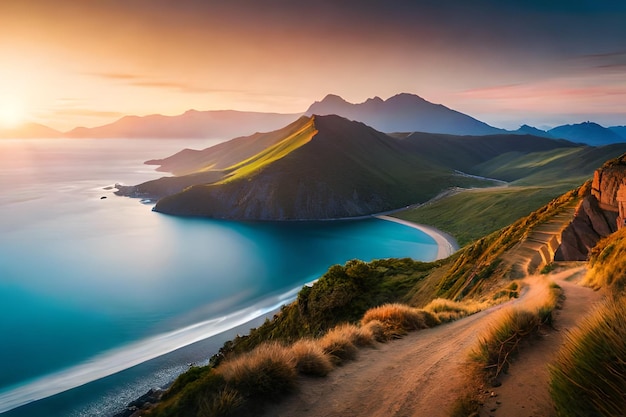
left=217, top=342, right=297, bottom=400
left=319, top=327, right=359, bottom=365
left=361, top=319, right=387, bottom=342
left=361, top=303, right=440, bottom=337
left=423, top=298, right=484, bottom=322
left=472, top=308, right=542, bottom=380
left=290, top=339, right=334, bottom=377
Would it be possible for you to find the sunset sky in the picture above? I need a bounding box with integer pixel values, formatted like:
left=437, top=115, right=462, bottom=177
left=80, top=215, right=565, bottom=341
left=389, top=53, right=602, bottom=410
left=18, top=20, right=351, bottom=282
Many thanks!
left=1, top=0, right=626, bottom=131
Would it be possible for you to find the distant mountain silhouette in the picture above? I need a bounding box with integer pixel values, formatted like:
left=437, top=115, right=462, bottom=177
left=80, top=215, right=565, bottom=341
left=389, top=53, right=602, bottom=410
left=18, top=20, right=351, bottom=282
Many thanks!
left=118, top=115, right=586, bottom=220
left=65, top=110, right=301, bottom=139
left=0, top=123, right=62, bottom=139
left=548, top=122, right=625, bottom=146
left=513, top=124, right=554, bottom=138
left=609, top=126, right=626, bottom=140
left=305, top=93, right=504, bottom=135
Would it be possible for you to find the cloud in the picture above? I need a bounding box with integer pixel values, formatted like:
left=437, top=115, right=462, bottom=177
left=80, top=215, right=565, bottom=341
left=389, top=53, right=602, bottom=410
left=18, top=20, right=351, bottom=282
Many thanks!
left=86, top=72, right=241, bottom=94
left=87, top=72, right=142, bottom=81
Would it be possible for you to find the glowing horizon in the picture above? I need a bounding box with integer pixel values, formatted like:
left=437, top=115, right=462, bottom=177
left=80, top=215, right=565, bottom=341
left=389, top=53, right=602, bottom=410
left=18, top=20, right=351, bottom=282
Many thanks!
left=1, top=0, right=625, bottom=131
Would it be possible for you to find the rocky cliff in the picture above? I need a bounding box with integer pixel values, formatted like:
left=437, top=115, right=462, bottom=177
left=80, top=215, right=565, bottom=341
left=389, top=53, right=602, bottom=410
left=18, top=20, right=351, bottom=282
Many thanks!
left=555, top=154, right=626, bottom=260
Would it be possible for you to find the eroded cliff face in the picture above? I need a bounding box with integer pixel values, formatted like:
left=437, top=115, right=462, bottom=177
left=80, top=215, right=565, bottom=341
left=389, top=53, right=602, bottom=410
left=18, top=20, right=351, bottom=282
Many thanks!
left=556, top=154, right=626, bottom=261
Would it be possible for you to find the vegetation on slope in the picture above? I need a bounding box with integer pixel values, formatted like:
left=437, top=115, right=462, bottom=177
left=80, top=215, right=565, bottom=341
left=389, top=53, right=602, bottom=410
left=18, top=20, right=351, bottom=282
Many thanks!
left=549, top=227, right=626, bottom=417
left=432, top=184, right=584, bottom=301
left=208, top=258, right=442, bottom=364
left=395, top=143, right=626, bottom=246
left=217, top=117, right=317, bottom=183
left=145, top=282, right=466, bottom=417
left=396, top=185, right=576, bottom=247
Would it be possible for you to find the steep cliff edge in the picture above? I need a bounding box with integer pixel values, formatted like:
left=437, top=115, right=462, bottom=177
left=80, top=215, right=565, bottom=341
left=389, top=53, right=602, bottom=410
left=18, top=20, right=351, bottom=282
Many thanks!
left=555, top=154, right=626, bottom=260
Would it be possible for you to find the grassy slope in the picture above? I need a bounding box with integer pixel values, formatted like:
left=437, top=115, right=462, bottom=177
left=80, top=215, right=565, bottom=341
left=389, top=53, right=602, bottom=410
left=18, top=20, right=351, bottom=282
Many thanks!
left=396, top=185, right=574, bottom=247
left=395, top=144, right=626, bottom=246
left=550, top=227, right=626, bottom=417
left=218, top=117, right=317, bottom=183
left=148, top=116, right=313, bottom=175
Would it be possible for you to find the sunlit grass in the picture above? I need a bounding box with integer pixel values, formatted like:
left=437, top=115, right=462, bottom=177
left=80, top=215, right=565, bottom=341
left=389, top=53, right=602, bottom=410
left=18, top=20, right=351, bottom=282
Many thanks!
left=422, top=297, right=485, bottom=322
left=550, top=296, right=626, bottom=417
left=361, top=303, right=440, bottom=339
left=290, top=339, right=333, bottom=377
left=217, top=342, right=298, bottom=401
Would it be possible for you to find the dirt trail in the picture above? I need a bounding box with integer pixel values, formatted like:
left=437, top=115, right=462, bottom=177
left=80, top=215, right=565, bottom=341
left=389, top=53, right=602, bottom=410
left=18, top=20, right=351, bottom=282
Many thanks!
left=480, top=266, right=603, bottom=417
left=261, top=267, right=601, bottom=417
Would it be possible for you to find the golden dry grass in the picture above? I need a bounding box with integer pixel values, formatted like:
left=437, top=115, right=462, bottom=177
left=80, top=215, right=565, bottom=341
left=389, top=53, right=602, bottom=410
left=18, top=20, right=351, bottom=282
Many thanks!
left=361, top=303, right=440, bottom=338
left=290, top=339, right=334, bottom=377
left=318, top=326, right=359, bottom=365
left=217, top=342, right=297, bottom=400
left=423, top=298, right=485, bottom=322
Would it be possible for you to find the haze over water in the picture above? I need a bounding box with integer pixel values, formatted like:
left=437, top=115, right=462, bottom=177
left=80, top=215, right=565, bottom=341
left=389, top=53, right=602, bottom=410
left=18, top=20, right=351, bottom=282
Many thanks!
left=0, top=138, right=438, bottom=416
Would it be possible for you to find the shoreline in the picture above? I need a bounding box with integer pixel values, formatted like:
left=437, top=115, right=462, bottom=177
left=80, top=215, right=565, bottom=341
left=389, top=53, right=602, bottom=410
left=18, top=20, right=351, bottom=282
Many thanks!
left=376, top=215, right=460, bottom=260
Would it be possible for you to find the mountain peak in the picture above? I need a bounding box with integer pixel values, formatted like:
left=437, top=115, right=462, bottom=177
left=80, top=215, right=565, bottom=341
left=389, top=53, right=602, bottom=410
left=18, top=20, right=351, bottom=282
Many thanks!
left=549, top=121, right=624, bottom=145
left=305, top=92, right=501, bottom=135
left=317, top=94, right=349, bottom=105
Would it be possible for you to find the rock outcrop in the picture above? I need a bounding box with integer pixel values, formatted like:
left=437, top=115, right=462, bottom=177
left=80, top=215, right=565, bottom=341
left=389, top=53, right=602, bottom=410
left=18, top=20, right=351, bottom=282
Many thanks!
left=555, top=154, right=626, bottom=260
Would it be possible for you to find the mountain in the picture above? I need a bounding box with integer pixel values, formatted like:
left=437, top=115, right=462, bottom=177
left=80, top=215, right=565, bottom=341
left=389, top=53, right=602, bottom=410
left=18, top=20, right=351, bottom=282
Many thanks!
left=0, top=122, right=62, bottom=139
left=548, top=122, right=625, bottom=146
left=609, top=126, right=626, bottom=140
left=513, top=124, right=553, bottom=138
left=65, top=110, right=301, bottom=139
left=117, top=115, right=592, bottom=221
left=305, top=93, right=504, bottom=135
left=151, top=115, right=462, bottom=219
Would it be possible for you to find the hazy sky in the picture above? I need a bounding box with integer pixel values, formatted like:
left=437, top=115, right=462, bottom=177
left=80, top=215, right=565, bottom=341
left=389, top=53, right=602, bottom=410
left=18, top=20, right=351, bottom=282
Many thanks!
left=2, top=0, right=626, bottom=130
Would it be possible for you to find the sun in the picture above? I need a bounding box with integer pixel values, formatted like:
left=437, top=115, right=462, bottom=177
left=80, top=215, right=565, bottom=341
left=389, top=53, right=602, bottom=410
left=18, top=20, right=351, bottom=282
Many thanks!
left=0, top=100, right=26, bottom=128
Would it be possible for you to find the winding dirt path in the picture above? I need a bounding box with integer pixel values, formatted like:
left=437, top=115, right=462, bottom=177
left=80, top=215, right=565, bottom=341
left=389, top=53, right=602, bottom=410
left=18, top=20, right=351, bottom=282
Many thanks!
left=261, top=267, right=600, bottom=417
left=480, top=266, right=603, bottom=417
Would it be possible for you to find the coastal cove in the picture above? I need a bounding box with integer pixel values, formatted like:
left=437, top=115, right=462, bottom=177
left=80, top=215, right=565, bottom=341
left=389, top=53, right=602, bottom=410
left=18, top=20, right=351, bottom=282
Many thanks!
left=0, top=139, right=445, bottom=417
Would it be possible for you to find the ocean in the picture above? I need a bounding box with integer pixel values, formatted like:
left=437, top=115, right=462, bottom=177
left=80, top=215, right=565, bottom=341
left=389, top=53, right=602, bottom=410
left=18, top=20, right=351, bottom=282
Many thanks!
left=0, top=138, right=438, bottom=416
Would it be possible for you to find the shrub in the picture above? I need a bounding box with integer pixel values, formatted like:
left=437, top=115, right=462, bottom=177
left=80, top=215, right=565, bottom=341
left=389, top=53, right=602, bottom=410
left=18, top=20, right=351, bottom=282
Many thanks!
left=472, top=309, right=541, bottom=380
left=361, top=303, right=440, bottom=336
left=199, top=387, right=245, bottom=417
left=289, top=339, right=334, bottom=377
left=361, top=319, right=387, bottom=342
left=217, top=343, right=297, bottom=401
left=318, top=327, right=358, bottom=365
left=145, top=368, right=228, bottom=417
left=550, top=296, right=626, bottom=417
left=423, top=298, right=483, bottom=322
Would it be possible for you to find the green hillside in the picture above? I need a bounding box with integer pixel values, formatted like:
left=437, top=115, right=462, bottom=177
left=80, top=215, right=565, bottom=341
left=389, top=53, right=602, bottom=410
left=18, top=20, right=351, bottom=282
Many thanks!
left=153, top=115, right=495, bottom=219
left=395, top=143, right=626, bottom=246
left=146, top=116, right=314, bottom=175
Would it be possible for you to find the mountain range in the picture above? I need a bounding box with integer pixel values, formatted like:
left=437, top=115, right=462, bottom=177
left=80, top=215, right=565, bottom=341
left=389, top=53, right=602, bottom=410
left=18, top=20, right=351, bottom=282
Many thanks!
left=2, top=93, right=625, bottom=145
left=305, top=93, right=504, bottom=136
left=64, top=110, right=301, bottom=140
left=116, top=114, right=626, bottom=221
left=0, top=122, right=62, bottom=139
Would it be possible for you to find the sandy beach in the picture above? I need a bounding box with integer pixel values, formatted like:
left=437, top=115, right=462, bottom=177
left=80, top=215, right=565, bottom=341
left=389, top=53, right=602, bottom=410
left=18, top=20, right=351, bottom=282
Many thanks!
left=376, top=215, right=460, bottom=260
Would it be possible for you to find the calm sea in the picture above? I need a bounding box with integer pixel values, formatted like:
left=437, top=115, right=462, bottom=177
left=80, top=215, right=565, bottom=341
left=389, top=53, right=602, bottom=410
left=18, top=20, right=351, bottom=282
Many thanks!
left=0, top=138, right=438, bottom=416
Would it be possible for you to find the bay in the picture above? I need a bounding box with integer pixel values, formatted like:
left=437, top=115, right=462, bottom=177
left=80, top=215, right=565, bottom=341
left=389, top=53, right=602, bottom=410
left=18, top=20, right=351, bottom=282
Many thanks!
left=0, top=138, right=438, bottom=416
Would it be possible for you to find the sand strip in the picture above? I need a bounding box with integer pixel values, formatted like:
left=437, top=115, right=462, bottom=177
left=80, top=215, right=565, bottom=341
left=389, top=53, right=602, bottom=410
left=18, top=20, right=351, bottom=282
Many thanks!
left=376, top=215, right=459, bottom=260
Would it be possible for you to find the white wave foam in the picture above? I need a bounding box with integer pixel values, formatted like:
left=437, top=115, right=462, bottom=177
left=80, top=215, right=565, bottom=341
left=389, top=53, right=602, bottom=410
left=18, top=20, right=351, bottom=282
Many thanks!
left=0, top=285, right=303, bottom=413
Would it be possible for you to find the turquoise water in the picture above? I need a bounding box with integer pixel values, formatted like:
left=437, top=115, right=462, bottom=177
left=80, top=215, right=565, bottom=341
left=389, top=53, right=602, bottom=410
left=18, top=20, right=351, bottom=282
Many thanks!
left=0, top=139, right=438, bottom=416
